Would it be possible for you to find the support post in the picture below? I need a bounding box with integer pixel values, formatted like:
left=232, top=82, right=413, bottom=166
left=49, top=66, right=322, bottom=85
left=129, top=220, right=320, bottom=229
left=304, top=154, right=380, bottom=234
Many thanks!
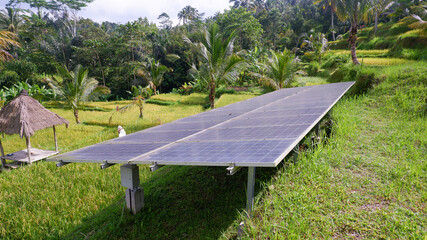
left=149, top=162, right=163, bottom=172
left=0, top=138, right=6, bottom=170
left=120, top=164, right=144, bottom=214
left=246, top=167, right=256, bottom=217
left=315, top=123, right=320, bottom=137
left=25, top=136, right=32, bottom=164
left=53, top=125, right=58, bottom=152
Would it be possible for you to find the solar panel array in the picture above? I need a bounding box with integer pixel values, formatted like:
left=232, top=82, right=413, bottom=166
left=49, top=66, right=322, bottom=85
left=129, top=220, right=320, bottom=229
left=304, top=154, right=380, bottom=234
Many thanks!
left=50, top=82, right=354, bottom=167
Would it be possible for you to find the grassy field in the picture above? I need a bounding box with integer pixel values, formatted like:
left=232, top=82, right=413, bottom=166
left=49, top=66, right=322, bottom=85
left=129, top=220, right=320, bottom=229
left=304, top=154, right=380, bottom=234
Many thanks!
left=0, top=61, right=425, bottom=239
left=222, top=61, right=426, bottom=239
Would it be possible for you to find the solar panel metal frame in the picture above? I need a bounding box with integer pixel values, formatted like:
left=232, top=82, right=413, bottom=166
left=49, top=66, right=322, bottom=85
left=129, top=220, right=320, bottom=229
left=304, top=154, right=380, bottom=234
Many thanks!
left=48, top=82, right=354, bottom=167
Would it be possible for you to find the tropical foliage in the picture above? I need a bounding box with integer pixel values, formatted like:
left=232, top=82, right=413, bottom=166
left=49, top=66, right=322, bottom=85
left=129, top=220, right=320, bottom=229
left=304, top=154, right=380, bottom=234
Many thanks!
left=47, top=65, right=110, bottom=123
left=137, top=59, right=170, bottom=95
left=0, top=30, right=19, bottom=61
left=255, top=49, right=296, bottom=90
left=184, top=23, right=246, bottom=109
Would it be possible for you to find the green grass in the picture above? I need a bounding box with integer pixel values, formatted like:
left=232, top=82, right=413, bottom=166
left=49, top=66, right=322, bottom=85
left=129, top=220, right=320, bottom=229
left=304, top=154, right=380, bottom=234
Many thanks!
left=0, top=94, right=255, bottom=239
left=150, top=93, right=184, bottom=102
left=221, top=62, right=426, bottom=239
left=329, top=49, right=389, bottom=57
left=0, top=62, right=425, bottom=239
left=295, top=76, right=327, bottom=86
left=359, top=58, right=413, bottom=66
left=179, top=93, right=209, bottom=105
left=216, top=93, right=257, bottom=108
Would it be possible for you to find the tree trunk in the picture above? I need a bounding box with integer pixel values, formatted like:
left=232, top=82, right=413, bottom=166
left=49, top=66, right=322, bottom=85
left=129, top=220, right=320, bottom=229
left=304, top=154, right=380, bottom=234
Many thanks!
left=331, top=9, right=336, bottom=41
left=139, top=107, right=143, bottom=118
left=73, top=108, right=80, bottom=124
left=349, top=20, right=360, bottom=65
left=374, top=11, right=378, bottom=35
left=97, top=53, right=106, bottom=86
left=209, top=81, right=215, bottom=109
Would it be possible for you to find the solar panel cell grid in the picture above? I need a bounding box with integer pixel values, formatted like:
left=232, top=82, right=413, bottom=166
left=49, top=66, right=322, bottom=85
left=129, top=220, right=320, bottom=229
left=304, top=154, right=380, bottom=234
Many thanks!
left=49, top=81, right=354, bottom=167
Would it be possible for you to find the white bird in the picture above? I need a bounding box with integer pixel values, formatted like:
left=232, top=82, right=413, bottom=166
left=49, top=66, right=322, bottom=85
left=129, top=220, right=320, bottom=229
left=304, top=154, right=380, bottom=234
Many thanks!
left=118, top=125, right=126, bottom=137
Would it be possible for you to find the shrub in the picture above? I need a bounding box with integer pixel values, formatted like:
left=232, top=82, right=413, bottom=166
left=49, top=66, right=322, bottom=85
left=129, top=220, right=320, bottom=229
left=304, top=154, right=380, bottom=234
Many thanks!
left=0, top=70, right=20, bottom=87
left=215, top=88, right=236, bottom=98
left=321, top=54, right=349, bottom=69
left=350, top=71, right=380, bottom=95
left=180, top=93, right=209, bottom=105
left=307, top=61, right=321, bottom=76
left=328, top=63, right=381, bottom=95
left=145, top=99, right=175, bottom=106
left=319, top=69, right=331, bottom=78
left=1, top=60, right=37, bottom=84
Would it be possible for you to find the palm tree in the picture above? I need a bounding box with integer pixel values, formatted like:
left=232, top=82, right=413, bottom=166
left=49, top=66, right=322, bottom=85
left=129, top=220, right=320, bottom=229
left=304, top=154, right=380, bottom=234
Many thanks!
left=184, top=23, right=247, bottom=109
left=336, top=0, right=371, bottom=64
left=404, top=4, right=427, bottom=37
left=137, top=59, right=170, bottom=95
left=301, top=32, right=329, bottom=63
left=255, top=49, right=296, bottom=90
left=110, top=85, right=152, bottom=121
left=364, top=0, right=394, bottom=34
left=47, top=65, right=110, bottom=124
left=0, top=7, right=25, bottom=33
left=0, top=30, right=20, bottom=61
left=315, top=0, right=337, bottom=40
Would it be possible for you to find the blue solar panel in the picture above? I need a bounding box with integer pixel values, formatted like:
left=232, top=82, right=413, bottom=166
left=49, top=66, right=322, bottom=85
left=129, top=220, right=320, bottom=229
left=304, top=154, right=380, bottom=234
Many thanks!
left=49, top=82, right=354, bottom=166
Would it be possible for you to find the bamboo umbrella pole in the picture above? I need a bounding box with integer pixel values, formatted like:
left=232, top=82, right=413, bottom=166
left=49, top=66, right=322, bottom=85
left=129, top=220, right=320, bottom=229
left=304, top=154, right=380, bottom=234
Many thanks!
left=53, top=126, right=58, bottom=152
left=26, top=136, right=32, bottom=164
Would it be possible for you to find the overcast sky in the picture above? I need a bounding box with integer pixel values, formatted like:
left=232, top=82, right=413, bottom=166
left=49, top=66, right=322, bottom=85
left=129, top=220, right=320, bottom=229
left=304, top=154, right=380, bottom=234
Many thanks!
left=0, top=0, right=232, bottom=26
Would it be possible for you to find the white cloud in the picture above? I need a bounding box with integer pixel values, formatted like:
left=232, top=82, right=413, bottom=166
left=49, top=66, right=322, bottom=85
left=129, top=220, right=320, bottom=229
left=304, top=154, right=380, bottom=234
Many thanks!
left=78, top=0, right=231, bottom=25
left=0, top=0, right=231, bottom=26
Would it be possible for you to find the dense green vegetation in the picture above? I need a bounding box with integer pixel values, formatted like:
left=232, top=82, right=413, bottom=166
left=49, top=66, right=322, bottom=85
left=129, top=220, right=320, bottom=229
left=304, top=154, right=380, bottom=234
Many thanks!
left=0, top=0, right=425, bottom=101
left=0, top=0, right=426, bottom=239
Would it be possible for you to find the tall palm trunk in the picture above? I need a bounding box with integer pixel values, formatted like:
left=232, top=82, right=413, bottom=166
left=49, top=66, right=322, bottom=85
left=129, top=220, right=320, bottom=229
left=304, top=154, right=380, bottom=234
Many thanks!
left=209, top=81, right=216, bottom=109
left=331, top=9, right=336, bottom=41
left=374, top=11, right=378, bottom=34
left=139, top=107, right=143, bottom=118
left=349, top=10, right=360, bottom=65
left=96, top=53, right=106, bottom=86
left=73, top=108, right=80, bottom=124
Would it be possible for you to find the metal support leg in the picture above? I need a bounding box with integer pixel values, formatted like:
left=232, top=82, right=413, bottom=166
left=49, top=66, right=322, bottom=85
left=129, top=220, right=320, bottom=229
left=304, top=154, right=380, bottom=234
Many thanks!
left=246, top=167, right=256, bottom=217
left=315, top=123, right=320, bottom=137
left=120, top=164, right=144, bottom=214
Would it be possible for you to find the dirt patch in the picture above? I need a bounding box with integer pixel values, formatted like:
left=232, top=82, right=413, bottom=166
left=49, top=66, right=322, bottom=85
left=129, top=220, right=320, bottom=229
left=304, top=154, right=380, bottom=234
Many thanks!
left=360, top=198, right=390, bottom=212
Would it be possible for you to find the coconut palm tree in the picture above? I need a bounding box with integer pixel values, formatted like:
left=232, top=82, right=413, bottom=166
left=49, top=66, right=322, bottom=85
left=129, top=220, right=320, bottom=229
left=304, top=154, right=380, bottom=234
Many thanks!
left=315, top=0, right=337, bottom=40
left=110, top=85, right=153, bottom=122
left=364, top=0, right=394, bottom=34
left=0, top=30, right=20, bottom=61
left=336, top=0, right=371, bottom=64
left=137, top=59, right=170, bottom=95
left=0, top=7, right=25, bottom=33
left=254, top=49, right=296, bottom=90
left=184, top=23, right=247, bottom=109
left=301, top=32, right=329, bottom=63
left=47, top=65, right=110, bottom=124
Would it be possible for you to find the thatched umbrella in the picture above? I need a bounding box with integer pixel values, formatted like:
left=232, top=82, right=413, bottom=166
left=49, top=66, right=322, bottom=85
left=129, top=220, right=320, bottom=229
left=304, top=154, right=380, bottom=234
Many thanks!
left=0, top=90, right=69, bottom=167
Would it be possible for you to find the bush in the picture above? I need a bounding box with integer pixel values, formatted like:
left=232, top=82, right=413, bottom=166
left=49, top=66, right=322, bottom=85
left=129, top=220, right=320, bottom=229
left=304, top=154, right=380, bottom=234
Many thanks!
left=307, top=61, right=321, bottom=76
left=321, top=54, right=349, bottom=69
left=215, top=88, right=236, bottom=98
left=145, top=99, right=175, bottom=106
left=1, top=60, right=37, bottom=84
left=328, top=63, right=381, bottom=95
left=180, top=93, right=209, bottom=105
left=0, top=70, right=20, bottom=87
left=350, top=71, right=380, bottom=95
left=319, top=69, right=331, bottom=78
